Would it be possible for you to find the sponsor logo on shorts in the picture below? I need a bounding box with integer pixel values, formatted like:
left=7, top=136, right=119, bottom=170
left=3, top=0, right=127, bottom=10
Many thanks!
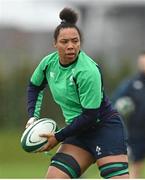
left=96, top=146, right=102, bottom=156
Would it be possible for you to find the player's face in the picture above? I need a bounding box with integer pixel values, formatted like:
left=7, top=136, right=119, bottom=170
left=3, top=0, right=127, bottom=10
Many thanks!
left=54, top=28, right=81, bottom=65
left=138, top=55, right=145, bottom=72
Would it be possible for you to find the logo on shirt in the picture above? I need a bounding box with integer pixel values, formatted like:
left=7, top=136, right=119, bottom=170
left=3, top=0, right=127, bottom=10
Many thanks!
left=50, top=72, right=55, bottom=78
left=96, top=146, right=102, bottom=156
left=69, top=75, right=74, bottom=85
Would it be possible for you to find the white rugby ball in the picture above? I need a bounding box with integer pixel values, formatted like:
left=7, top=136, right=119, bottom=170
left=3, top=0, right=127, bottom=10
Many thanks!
left=115, top=96, right=135, bottom=116
left=21, top=118, right=57, bottom=153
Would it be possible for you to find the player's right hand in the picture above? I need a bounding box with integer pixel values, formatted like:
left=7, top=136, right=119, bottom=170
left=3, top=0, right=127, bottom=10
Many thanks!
left=25, top=117, right=37, bottom=128
left=39, top=133, right=59, bottom=152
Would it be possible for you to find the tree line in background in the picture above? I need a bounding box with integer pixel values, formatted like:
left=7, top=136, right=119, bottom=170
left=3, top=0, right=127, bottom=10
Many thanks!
left=0, top=57, right=132, bottom=129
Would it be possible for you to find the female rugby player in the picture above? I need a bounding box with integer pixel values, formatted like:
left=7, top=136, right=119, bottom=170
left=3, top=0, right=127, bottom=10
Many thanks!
left=26, top=7, right=129, bottom=179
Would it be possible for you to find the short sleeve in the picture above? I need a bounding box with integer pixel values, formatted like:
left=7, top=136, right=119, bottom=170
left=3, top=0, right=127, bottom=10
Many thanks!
left=30, top=58, right=48, bottom=86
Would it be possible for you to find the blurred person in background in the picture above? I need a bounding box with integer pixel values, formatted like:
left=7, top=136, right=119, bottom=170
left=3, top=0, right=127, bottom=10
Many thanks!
left=112, top=51, right=145, bottom=178
left=25, top=7, right=129, bottom=179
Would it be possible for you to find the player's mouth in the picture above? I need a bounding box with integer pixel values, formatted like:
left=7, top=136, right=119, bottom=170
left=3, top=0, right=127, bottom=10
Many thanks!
left=66, top=53, right=76, bottom=58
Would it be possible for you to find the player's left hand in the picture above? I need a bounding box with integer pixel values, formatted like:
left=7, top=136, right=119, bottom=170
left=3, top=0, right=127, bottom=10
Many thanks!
left=38, top=133, right=59, bottom=152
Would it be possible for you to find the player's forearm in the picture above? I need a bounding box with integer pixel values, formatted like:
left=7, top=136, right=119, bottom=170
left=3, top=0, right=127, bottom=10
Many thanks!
left=55, top=108, right=100, bottom=141
left=27, top=82, right=44, bottom=118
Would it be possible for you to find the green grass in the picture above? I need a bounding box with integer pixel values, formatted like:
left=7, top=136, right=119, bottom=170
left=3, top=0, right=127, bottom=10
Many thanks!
left=0, top=129, right=51, bottom=178
left=1, top=129, right=145, bottom=178
left=0, top=129, right=99, bottom=178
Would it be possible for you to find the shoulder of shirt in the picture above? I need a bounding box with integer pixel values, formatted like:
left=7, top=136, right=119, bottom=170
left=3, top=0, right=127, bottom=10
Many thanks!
left=40, top=51, right=58, bottom=65
left=75, top=50, right=100, bottom=73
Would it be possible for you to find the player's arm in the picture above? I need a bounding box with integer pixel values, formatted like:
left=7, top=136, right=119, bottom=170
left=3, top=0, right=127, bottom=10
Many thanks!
left=26, top=59, right=48, bottom=127
left=27, top=81, right=46, bottom=119
left=55, top=66, right=103, bottom=141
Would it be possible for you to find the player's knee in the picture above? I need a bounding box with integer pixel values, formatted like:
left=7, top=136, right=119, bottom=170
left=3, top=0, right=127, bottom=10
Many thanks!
left=46, top=165, right=70, bottom=179
left=50, top=152, right=81, bottom=178
left=45, top=166, right=57, bottom=178
left=99, top=162, right=129, bottom=179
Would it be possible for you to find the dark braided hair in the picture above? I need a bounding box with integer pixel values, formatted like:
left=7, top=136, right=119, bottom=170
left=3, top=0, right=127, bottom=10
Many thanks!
left=54, top=7, right=82, bottom=42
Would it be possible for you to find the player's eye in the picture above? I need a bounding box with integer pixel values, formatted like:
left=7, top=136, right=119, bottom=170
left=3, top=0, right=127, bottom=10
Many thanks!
left=72, top=39, right=79, bottom=43
left=60, top=39, right=68, bottom=44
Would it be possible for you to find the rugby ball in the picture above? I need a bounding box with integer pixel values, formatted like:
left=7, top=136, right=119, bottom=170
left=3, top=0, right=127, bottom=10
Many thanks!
left=21, top=118, right=57, bottom=153
left=115, top=96, right=135, bottom=117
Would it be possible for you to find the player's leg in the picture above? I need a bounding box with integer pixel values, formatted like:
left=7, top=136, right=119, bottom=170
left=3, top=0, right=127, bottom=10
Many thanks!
left=45, top=143, right=95, bottom=178
left=128, top=139, right=145, bottom=178
left=96, top=154, right=129, bottom=179
left=130, top=160, right=144, bottom=178
left=93, top=115, right=129, bottom=179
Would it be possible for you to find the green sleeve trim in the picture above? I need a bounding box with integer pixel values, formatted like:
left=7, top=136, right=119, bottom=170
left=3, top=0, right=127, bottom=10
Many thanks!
left=33, top=90, right=44, bottom=118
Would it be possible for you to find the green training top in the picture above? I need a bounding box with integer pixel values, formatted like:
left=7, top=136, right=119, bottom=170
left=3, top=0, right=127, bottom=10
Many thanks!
left=30, top=50, right=103, bottom=124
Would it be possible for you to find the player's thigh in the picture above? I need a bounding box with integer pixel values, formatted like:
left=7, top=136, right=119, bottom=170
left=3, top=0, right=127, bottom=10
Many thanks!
left=46, top=143, right=95, bottom=178
left=58, top=143, right=95, bottom=173
left=128, top=137, right=145, bottom=162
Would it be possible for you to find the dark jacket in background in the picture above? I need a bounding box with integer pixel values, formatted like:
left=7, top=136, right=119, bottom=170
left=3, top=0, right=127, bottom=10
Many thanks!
left=112, top=73, right=145, bottom=139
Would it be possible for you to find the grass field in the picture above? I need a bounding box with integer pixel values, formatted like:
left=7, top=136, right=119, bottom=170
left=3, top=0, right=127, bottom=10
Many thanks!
left=0, top=129, right=100, bottom=178
left=1, top=129, right=145, bottom=179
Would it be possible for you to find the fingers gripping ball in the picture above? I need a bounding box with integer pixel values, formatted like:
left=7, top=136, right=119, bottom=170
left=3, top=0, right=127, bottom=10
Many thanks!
left=21, top=118, right=57, bottom=153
